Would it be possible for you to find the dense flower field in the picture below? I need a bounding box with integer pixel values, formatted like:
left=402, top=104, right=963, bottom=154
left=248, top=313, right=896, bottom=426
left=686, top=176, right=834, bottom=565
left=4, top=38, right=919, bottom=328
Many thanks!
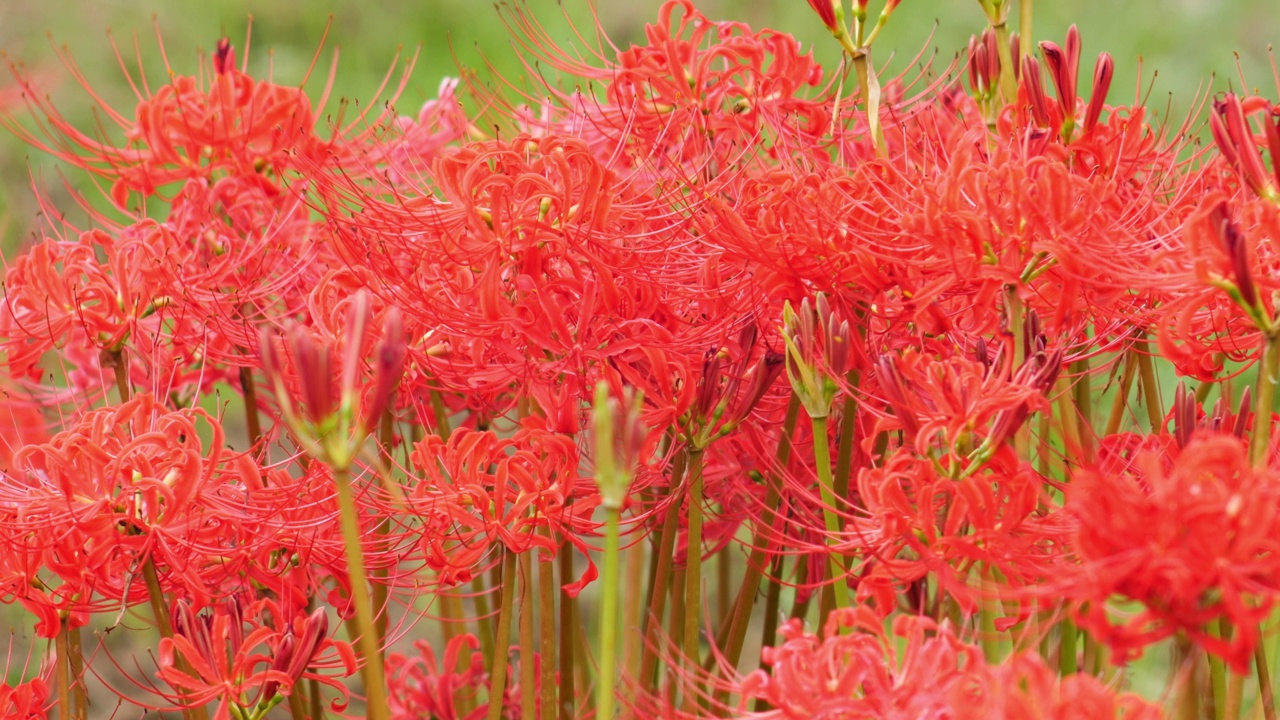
left=1, top=0, right=1279, bottom=717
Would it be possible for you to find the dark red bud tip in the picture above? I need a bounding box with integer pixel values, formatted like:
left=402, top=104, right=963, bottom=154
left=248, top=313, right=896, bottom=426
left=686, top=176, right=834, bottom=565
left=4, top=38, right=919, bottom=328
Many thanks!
left=1215, top=93, right=1276, bottom=198
left=214, top=38, right=234, bottom=75
left=1211, top=202, right=1257, bottom=307
left=1039, top=39, right=1076, bottom=115
left=1021, top=56, right=1052, bottom=128
left=288, top=327, right=335, bottom=425
left=1083, top=53, right=1113, bottom=133
left=363, top=308, right=407, bottom=432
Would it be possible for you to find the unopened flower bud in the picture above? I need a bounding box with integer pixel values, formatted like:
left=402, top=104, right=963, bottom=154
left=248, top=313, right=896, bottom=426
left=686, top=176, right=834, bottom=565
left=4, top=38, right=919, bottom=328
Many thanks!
left=1213, top=93, right=1279, bottom=200
left=593, top=383, right=646, bottom=510
left=805, top=0, right=841, bottom=34
left=214, top=38, right=235, bottom=76
left=1083, top=52, right=1113, bottom=134
left=1210, top=202, right=1258, bottom=309
left=362, top=308, right=406, bottom=433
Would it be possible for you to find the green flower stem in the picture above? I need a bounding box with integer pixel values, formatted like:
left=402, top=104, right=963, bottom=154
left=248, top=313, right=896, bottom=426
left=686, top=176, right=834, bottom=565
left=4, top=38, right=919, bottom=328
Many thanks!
left=470, top=572, right=496, bottom=671
left=144, top=557, right=208, bottom=720
left=66, top=622, right=88, bottom=720
left=538, top=529, right=559, bottom=720
left=715, top=395, right=800, bottom=687
left=1058, top=617, right=1078, bottom=675
left=850, top=51, right=885, bottom=156
left=990, top=8, right=1018, bottom=103
left=639, top=448, right=689, bottom=693
left=682, top=449, right=707, bottom=713
left=753, top=551, right=786, bottom=713
left=1211, top=619, right=1228, bottom=719
left=286, top=686, right=309, bottom=720
left=597, top=503, right=623, bottom=720
left=668, top=566, right=688, bottom=700
left=1019, top=0, right=1033, bottom=53
left=833, top=375, right=860, bottom=505
left=1248, top=333, right=1280, bottom=720
left=811, top=416, right=852, bottom=615
left=332, top=466, right=389, bottom=720
left=1103, top=353, right=1138, bottom=437
left=558, top=543, right=578, bottom=720
left=1135, top=338, right=1165, bottom=430
left=486, top=550, right=518, bottom=720
left=519, top=552, right=537, bottom=720
left=54, top=624, right=70, bottom=720
left=1250, top=333, right=1280, bottom=466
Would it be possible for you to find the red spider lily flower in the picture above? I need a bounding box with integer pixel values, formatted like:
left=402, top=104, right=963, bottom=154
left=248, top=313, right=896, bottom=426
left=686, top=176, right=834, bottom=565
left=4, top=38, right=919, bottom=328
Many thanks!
left=735, top=606, right=982, bottom=718
left=871, top=337, right=1061, bottom=466
left=0, top=675, right=49, bottom=720
left=387, top=634, right=489, bottom=720
left=403, top=425, right=600, bottom=594
left=1067, top=433, right=1280, bottom=671
left=855, top=445, right=1069, bottom=615
left=0, top=35, right=409, bottom=206
left=952, top=652, right=1163, bottom=719
left=493, top=0, right=830, bottom=173
left=0, top=393, right=252, bottom=619
left=386, top=635, right=533, bottom=720
left=159, top=597, right=354, bottom=718
left=1149, top=191, right=1280, bottom=380
left=724, top=606, right=1160, bottom=719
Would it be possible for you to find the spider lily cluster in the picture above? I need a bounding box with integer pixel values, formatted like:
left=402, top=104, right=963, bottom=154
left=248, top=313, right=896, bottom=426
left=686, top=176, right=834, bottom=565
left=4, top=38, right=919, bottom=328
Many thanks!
left=0, top=0, right=1278, bottom=718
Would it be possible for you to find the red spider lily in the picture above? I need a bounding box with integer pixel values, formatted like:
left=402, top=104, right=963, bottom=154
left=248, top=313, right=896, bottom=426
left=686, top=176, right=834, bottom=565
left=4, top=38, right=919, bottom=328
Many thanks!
left=1067, top=433, right=1280, bottom=671
left=1, top=33, right=413, bottom=207
left=871, top=336, right=1062, bottom=465
left=717, top=604, right=1161, bottom=719
left=1149, top=190, right=1280, bottom=380
left=387, top=634, right=489, bottom=720
left=158, top=597, right=354, bottom=718
left=735, top=606, right=983, bottom=718
left=952, top=651, right=1163, bottom=719
left=495, top=0, right=830, bottom=172
left=0, top=676, right=49, bottom=720
left=854, top=445, right=1069, bottom=615
left=0, top=393, right=253, bottom=619
left=386, top=635, right=535, bottom=720
left=402, top=425, right=600, bottom=594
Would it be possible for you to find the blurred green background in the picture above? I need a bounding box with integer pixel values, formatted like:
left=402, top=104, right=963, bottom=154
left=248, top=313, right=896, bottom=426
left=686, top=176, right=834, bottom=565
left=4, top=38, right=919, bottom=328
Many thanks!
left=0, top=0, right=1276, bottom=247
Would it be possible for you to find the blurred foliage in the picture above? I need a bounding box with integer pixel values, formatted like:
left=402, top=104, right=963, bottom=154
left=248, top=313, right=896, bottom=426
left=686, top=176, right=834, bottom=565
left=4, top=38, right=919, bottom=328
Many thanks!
left=0, top=0, right=1276, bottom=249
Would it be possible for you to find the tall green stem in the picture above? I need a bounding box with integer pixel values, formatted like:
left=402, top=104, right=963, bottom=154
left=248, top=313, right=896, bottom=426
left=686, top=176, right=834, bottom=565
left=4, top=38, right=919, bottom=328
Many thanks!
left=1019, top=0, right=1033, bottom=56
left=639, top=448, right=689, bottom=692
left=332, top=467, right=388, bottom=720
left=716, top=396, right=800, bottom=684
left=811, top=416, right=851, bottom=614
left=1249, top=333, right=1280, bottom=720
left=558, top=541, right=577, bottom=720
left=597, top=504, right=623, bottom=720
left=487, top=551, right=518, bottom=720
left=682, top=449, right=706, bottom=713
left=519, top=553, right=536, bottom=720
left=538, top=529, right=558, bottom=720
